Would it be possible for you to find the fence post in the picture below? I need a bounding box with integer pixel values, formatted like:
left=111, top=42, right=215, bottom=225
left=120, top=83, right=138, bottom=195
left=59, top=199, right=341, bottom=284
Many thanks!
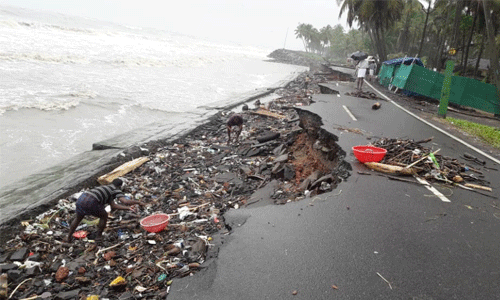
left=438, top=60, right=455, bottom=118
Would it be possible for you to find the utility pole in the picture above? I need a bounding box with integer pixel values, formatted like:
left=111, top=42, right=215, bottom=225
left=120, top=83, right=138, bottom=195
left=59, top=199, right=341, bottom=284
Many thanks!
left=283, top=27, right=289, bottom=49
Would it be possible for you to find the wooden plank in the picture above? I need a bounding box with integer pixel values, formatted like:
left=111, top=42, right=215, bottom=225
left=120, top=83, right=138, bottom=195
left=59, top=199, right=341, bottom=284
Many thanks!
left=97, top=157, right=149, bottom=185
left=250, top=108, right=286, bottom=119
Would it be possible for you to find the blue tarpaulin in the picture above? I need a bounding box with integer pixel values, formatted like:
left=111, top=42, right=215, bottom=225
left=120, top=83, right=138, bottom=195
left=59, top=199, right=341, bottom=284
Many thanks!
left=383, top=57, right=424, bottom=67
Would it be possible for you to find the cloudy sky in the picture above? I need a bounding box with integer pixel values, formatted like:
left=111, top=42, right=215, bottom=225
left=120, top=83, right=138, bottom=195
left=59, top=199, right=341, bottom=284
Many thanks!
left=2, top=0, right=350, bottom=50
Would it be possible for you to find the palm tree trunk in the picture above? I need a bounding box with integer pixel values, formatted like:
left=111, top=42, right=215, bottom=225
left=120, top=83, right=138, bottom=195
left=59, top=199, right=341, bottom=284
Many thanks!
left=437, top=36, right=447, bottom=71
left=417, top=0, right=432, bottom=58
left=452, top=0, right=464, bottom=48
left=376, top=26, right=388, bottom=61
left=399, top=2, right=413, bottom=53
left=462, top=2, right=479, bottom=77
left=460, top=31, right=466, bottom=73
left=433, top=28, right=442, bottom=69
left=482, top=0, right=500, bottom=116
left=474, top=32, right=485, bottom=80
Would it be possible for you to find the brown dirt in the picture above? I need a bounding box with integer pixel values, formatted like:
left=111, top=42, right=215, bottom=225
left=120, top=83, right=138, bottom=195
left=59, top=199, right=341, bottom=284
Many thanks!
left=289, top=132, right=338, bottom=185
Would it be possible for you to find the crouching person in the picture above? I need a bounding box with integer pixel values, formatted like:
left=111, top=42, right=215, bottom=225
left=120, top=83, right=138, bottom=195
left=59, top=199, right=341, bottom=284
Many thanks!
left=66, top=178, right=144, bottom=242
left=226, top=114, right=244, bottom=145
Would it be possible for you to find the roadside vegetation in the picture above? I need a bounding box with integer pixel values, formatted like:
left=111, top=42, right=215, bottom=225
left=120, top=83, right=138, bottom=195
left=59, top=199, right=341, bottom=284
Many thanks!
left=445, top=117, right=500, bottom=149
left=294, top=0, right=500, bottom=106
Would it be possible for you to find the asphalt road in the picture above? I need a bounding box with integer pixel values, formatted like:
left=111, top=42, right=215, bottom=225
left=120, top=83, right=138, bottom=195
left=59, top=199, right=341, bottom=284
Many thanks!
left=169, top=74, right=500, bottom=300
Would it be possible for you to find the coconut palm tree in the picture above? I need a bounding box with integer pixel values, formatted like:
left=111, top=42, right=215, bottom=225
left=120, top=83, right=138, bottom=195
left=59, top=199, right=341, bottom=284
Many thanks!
left=338, top=0, right=405, bottom=61
left=295, top=23, right=309, bottom=51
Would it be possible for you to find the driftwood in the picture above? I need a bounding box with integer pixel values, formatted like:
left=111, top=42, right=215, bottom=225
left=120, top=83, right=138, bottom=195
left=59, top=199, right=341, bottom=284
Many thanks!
left=364, top=162, right=415, bottom=175
left=98, top=157, right=150, bottom=185
left=463, top=183, right=493, bottom=192
left=250, top=108, right=286, bottom=119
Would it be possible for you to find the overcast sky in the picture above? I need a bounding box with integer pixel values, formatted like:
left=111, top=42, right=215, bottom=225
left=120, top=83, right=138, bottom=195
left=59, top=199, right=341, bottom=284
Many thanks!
left=2, top=0, right=350, bottom=50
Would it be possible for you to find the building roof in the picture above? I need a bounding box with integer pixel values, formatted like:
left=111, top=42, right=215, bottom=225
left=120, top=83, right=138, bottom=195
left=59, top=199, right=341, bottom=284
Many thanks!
left=466, top=58, right=496, bottom=71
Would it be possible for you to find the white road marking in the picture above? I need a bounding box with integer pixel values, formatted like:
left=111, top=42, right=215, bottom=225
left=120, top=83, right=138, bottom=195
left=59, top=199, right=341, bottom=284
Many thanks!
left=364, top=81, right=500, bottom=166
left=343, top=105, right=357, bottom=121
left=415, top=176, right=451, bottom=202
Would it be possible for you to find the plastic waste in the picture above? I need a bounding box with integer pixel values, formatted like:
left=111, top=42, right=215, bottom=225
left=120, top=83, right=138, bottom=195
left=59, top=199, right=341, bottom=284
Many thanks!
left=0, top=273, right=7, bottom=299
left=109, top=276, right=126, bottom=286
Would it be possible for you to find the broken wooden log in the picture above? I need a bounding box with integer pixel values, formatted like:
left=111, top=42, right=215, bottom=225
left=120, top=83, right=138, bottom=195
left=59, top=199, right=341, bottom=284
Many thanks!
left=364, top=162, right=415, bottom=175
left=98, top=157, right=150, bottom=185
left=463, top=183, right=493, bottom=192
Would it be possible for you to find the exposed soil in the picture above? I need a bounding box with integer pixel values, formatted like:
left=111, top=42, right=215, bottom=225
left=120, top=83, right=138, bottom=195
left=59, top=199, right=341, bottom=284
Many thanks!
left=290, top=132, right=336, bottom=185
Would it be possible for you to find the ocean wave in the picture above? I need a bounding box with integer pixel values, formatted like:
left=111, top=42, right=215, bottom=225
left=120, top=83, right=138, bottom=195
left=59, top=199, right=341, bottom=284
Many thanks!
left=0, top=19, right=21, bottom=28
left=0, top=99, right=81, bottom=115
left=0, top=52, right=89, bottom=64
left=107, top=55, right=220, bottom=68
left=12, top=20, right=99, bottom=35
left=65, top=91, right=97, bottom=99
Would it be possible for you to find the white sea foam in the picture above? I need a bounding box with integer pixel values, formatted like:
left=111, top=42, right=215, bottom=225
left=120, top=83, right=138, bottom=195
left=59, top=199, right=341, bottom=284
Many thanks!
left=0, top=98, right=81, bottom=114
left=0, top=52, right=89, bottom=64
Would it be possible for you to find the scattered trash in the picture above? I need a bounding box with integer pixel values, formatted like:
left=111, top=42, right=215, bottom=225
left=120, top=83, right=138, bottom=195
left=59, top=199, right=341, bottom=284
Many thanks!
left=368, top=137, right=494, bottom=196
left=0, top=69, right=353, bottom=299
left=345, top=90, right=382, bottom=100
left=73, top=230, right=88, bottom=239
left=376, top=272, right=393, bottom=290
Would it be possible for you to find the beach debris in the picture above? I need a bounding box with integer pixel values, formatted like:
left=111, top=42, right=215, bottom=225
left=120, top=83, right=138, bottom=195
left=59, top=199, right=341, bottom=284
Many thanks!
left=367, top=137, right=494, bottom=194
left=250, top=108, right=286, bottom=119
left=0, top=273, right=7, bottom=299
left=0, top=69, right=352, bottom=299
left=345, top=90, right=381, bottom=100
left=376, top=272, right=393, bottom=290
left=364, top=162, right=415, bottom=175
left=97, top=157, right=150, bottom=184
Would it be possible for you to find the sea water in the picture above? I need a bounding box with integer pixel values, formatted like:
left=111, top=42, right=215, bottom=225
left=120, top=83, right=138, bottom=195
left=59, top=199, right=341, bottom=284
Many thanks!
left=0, top=6, right=306, bottom=189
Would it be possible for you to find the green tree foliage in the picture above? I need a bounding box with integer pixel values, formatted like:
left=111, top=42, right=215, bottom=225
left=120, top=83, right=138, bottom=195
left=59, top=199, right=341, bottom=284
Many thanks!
left=294, top=23, right=371, bottom=62
left=338, top=0, right=405, bottom=61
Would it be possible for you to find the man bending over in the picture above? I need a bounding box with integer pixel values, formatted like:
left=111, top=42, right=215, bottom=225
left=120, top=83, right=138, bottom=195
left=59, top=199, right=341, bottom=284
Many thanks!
left=65, top=178, right=144, bottom=242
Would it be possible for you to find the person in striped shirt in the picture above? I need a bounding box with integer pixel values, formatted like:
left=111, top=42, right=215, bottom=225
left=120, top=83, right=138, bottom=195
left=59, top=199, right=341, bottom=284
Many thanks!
left=65, top=178, right=144, bottom=242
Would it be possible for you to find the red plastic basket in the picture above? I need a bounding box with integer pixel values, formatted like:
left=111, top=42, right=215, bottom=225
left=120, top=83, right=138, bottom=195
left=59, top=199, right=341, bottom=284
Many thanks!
left=140, top=214, right=170, bottom=233
left=352, top=145, right=387, bottom=163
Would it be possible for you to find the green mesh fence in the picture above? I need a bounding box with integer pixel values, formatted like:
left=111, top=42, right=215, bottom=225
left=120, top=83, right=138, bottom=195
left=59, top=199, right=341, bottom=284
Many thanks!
left=450, top=76, right=499, bottom=114
left=389, top=64, right=499, bottom=115
left=378, top=64, right=395, bottom=87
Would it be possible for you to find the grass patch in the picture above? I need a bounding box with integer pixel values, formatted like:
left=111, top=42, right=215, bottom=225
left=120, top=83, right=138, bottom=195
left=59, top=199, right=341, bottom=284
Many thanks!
left=445, top=117, right=500, bottom=149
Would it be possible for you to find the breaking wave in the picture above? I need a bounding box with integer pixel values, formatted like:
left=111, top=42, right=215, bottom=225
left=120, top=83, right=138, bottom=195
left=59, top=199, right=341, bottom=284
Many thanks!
left=0, top=99, right=81, bottom=114
left=0, top=52, right=89, bottom=64
left=0, top=92, right=96, bottom=114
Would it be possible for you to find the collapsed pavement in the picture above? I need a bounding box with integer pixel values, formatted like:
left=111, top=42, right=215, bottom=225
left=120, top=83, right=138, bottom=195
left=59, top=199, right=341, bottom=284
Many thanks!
left=0, top=65, right=353, bottom=300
